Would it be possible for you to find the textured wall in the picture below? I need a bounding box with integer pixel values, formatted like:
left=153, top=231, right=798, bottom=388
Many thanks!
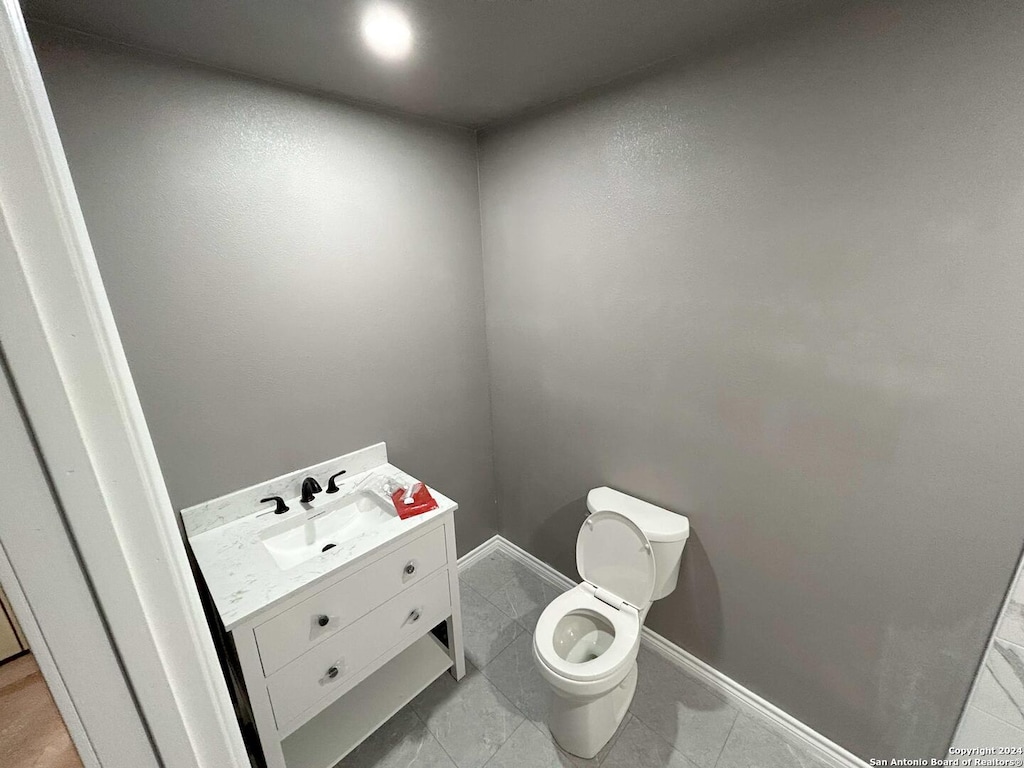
left=478, top=0, right=1024, bottom=757
left=33, top=28, right=498, bottom=552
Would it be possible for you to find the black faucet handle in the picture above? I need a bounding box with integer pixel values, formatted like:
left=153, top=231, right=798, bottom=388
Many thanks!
left=260, top=496, right=289, bottom=515
left=325, top=470, right=347, bottom=493
left=301, top=476, right=322, bottom=503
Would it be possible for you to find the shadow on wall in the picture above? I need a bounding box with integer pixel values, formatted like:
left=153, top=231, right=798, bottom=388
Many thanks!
left=647, top=531, right=723, bottom=667
left=527, top=496, right=589, bottom=579
left=527, top=495, right=724, bottom=670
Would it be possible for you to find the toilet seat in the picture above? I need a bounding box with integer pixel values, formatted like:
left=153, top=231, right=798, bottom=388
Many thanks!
left=576, top=510, right=657, bottom=610
left=535, top=510, right=656, bottom=685
left=534, top=584, right=640, bottom=683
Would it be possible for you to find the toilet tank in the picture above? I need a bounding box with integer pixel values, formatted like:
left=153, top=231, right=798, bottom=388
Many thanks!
left=586, top=487, right=690, bottom=602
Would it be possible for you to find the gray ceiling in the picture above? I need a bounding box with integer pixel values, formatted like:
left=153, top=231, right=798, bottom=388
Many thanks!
left=23, top=0, right=842, bottom=127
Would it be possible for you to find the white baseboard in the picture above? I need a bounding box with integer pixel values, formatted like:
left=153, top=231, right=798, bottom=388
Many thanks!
left=456, top=534, right=503, bottom=571
left=458, top=535, right=869, bottom=768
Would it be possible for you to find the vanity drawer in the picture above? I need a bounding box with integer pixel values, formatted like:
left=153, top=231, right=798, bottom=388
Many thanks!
left=267, top=569, right=451, bottom=729
left=255, top=525, right=447, bottom=675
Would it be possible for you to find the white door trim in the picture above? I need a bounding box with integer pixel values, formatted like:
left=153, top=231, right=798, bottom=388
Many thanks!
left=0, top=538, right=100, bottom=768
left=0, top=2, right=249, bottom=767
left=0, top=351, right=146, bottom=768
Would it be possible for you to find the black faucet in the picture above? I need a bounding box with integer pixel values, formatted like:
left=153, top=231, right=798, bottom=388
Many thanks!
left=325, top=470, right=347, bottom=494
left=301, top=476, right=322, bottom=504
left=260, top=496, right=289, bottom=514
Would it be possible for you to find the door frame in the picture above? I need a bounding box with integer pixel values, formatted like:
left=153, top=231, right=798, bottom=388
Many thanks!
left=0, top=531, right=102, bottom=768
left=0, top=1, right=249, bottom=766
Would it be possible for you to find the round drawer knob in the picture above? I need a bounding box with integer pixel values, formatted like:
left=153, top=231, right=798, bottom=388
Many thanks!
left=409, top=609, right=421, bottom=623
left=327, top=666, right=339, bottom=679
left=317, top=614, right=330, bottom=627
left=404, top=562, right=416, bottom=575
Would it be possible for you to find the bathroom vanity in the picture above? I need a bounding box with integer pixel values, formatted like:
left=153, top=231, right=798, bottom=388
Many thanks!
left=183, top=443, right=465, bottom=768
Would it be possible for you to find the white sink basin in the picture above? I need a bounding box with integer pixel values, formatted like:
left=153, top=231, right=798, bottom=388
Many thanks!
left=259, top=490, right=397, bottom=570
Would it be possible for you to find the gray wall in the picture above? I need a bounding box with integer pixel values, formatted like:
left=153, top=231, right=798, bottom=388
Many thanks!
left=31, top=1, right=1024, bottom=756
left=32, top=28, right=498, bottom=552
left=478, top=0, right=1024, bottom=757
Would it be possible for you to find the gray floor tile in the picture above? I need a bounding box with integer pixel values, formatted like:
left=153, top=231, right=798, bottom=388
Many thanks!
left=460, top=552, right=521, bottom=598
left=601, top=716, right=697, bottom=768
left=954, top=705, right=1024, bottom=749
left=486, top=564, right=566, bottom=632
left=412, top=665, right=524, bottom=768
left=460, top=584, right=524, bottom=668
left=483, top=721, right=577, bottom=768
left=345, top=564, right=840, bottom=768
left=629, top=647, right=737, bottom=768
left=481, top=627, right=632, bottom=766
left=998, top=599, right=1024, bottom=648
left=480, top=632, right=550, bottom=726
left=715, top=714, right=830, bottom=768
left=974, top=648, right=1024, bottom=730
left=339, top=707, right=456, bottom=768
left=557, top=714, right=635, bottom=768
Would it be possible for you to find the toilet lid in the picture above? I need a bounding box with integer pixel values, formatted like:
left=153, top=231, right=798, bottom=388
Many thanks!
left=576, top=510, right=656, bottom=609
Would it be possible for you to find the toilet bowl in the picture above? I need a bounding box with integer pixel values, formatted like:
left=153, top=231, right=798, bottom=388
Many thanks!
left=533, top=488, right=689, bottom=759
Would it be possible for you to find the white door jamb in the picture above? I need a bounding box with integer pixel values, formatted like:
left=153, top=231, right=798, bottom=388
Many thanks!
left=0, top=2, right=250, bottom=766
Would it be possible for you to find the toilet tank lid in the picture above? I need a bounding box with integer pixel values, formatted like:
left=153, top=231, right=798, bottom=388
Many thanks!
left=586, top=487, right=689, bottom=543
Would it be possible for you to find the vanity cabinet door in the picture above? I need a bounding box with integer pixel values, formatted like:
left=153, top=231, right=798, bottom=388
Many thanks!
left=255, top=525, right=448, bottom=675
left=266, top=569, right=451, bottom=729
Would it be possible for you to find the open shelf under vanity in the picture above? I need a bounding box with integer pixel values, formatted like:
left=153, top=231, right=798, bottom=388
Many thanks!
left=282, top=633, right=452, bottom=768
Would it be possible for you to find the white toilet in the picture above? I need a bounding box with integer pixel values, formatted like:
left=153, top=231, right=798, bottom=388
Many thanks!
left=532, top=487, right=690, bottom=758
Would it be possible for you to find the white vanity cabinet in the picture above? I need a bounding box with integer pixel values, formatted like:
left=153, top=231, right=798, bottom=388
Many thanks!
left=184, top=444, right=465, bottom=768
left=234, top=511, right=463, bottom=768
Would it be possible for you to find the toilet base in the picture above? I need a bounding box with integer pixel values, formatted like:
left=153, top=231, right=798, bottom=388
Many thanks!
left=548, top=660, right=638, bottom=759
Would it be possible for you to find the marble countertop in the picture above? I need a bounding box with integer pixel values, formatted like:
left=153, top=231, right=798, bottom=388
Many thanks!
left=188, top=460, right=456, bottom=630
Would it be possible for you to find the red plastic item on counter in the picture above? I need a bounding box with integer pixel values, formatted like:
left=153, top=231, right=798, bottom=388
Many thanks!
left=391, top=483, right=439, bottom=519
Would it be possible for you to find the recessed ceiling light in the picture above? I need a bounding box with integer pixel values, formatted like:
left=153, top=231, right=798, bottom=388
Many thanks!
left=361, top=4, right=413, bottom=61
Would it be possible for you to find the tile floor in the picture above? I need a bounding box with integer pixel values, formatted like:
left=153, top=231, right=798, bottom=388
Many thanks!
left=953, top=571, right=1024, bottom=747
left=341, top=551, right=833, bottom=768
